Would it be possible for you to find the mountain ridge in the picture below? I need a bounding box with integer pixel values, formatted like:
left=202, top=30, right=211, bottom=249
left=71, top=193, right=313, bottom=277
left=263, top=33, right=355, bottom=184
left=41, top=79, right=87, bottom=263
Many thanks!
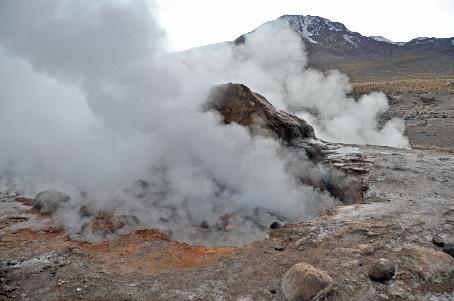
left=233, top=14, right=454, bottom=81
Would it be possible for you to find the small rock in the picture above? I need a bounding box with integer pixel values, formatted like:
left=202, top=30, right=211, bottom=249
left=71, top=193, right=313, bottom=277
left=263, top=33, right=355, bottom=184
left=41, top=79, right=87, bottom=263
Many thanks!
left=281, top=262, right=333, bottom=301
left=200, top=221, right=210, bottom=230
left=432, top=235, right=445, bottom=247
left=275, top=246, right=285, bottom=251
left=2, top=285, right=16, bottom=293
left=359, top=244, right=374, bottom=255
left=442, top=243, right=454, bottom=258
left=388, top=285, right=406, bottom=298
left=34, top=189, right=71, bottom=214
left=369, top=258, right=395, bottom=282
left=295, top=239, right=305, bottom=247
left=269, top=289, right=277, bottom=294
left=78, top=206, right=92, bottom=218
left=270, top=221, right=282, bottom=230
left=366, top=231, right=379, bottom=237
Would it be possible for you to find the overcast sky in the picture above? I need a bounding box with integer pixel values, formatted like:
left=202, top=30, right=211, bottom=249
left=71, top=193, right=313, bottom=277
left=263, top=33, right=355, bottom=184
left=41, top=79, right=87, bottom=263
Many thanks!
left=155, top=0, right=454, bottom=51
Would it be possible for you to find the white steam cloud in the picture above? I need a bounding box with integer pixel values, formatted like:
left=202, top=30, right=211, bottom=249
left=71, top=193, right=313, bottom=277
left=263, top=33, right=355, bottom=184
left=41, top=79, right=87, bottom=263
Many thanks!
left=0, top=1, right=407, bottom=245
left=179, top=22, right=409, bottom=147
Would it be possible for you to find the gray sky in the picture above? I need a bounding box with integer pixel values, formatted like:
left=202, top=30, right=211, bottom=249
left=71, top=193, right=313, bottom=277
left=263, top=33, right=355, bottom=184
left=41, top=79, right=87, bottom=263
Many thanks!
left=155, top=0, right=454, bottom=51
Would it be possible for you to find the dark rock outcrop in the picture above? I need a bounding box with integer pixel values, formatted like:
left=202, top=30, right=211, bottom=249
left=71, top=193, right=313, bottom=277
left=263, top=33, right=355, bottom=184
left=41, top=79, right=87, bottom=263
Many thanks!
left=205, top=83, right=321, bottom=160
left=206, top=83, right=315, bottom=143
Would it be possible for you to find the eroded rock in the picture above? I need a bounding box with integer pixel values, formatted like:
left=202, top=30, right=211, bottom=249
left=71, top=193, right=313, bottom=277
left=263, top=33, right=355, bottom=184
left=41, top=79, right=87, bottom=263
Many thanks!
left=281, top=262, right=333, bottom=301
left=400, top=244, right=454, bottom=281
left=205, top=83, right=319, bottom=158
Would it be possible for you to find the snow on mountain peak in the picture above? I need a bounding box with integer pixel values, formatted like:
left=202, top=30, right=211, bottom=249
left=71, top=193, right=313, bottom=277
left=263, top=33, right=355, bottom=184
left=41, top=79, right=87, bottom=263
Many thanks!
left=369, top=36, right=395, bottom=44
left=280, top=15, right=347, bottom=44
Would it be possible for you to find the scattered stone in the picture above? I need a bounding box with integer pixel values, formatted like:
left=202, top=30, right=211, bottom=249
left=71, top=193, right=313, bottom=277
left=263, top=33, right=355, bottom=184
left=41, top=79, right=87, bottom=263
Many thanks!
left=281, top=262, right=333, bottom=301
left=80, top=211, right=141, bottom=237
left=432, top=235, right=446, bottom=247
left=359, top=244, right=374, bottom=255
left=200, top=221, right=210, bottom=230
left=388, top=284, right=406, bottom=298
left=368, top=258, right=395, bottom=282
left=442, top=243, right=454, bottom=258
left=34, top=189, right=71, bottom=214
left=270, top=222, right=282, bottom=230
left=78, top=206, right=92, bottom=218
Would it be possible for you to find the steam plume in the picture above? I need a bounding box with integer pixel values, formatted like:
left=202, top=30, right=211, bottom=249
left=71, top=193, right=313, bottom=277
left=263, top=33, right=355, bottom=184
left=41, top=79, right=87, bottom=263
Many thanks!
left=0, top=1, right=407, bottom=245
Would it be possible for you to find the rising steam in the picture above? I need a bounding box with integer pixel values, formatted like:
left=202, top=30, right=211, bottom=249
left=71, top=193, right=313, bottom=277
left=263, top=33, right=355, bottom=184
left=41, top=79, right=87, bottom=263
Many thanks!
left=0, top=1, right=407, bottom=245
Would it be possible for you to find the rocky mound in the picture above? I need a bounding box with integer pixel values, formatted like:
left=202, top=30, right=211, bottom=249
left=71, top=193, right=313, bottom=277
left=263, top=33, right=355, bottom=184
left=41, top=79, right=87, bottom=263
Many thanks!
left=205, top=83, right=363, bottom=204
left=206, top=83, right=315, bottom=142
left=205, top=83, right=323, bottom=161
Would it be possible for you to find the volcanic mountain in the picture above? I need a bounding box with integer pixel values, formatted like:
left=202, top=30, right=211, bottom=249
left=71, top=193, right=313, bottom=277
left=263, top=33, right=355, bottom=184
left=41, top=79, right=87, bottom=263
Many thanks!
left=234, top=15, right=454, bottom=81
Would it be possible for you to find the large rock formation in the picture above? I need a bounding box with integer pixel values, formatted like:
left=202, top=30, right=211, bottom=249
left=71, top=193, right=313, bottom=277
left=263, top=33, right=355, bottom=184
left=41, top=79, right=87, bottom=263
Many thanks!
left=205, top=83, right=322, bottom=160
left=205, top=83, right=364, bottom=204
left=206, top=83, right=315, bottom=142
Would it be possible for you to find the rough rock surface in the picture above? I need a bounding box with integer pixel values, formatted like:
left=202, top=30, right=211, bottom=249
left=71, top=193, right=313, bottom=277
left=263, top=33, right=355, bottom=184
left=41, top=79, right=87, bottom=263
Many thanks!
left=281, top=262, right=333, bottom=301
left=205, top=83, right=321, bottom=160
left=368, top=258, right=395, bottom=282
left=399, top=244, right=454, bottom=282
left=33, top=189, right=70, bottom=214
left=443, top=243, right=454, bottom=258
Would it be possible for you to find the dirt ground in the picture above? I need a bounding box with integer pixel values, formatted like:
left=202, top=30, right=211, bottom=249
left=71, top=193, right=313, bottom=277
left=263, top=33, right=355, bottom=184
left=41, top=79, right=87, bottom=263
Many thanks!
left=1, top=81, right=454, bottom=301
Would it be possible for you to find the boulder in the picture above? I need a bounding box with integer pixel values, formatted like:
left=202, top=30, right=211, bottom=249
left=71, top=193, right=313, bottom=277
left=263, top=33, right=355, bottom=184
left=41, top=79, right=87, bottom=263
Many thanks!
left=205, top=83, right=320, bottom=160
left=205, top=83, right=363, bottom=204
left=270, top=221, right=283, bottom=230
left=33, top=189, right=71, bottom=214
left=281, top=262, right=333, bottom=301
left=400, top=244, right=454, bottom=281
left=368, top=258, right=395, bottom=282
